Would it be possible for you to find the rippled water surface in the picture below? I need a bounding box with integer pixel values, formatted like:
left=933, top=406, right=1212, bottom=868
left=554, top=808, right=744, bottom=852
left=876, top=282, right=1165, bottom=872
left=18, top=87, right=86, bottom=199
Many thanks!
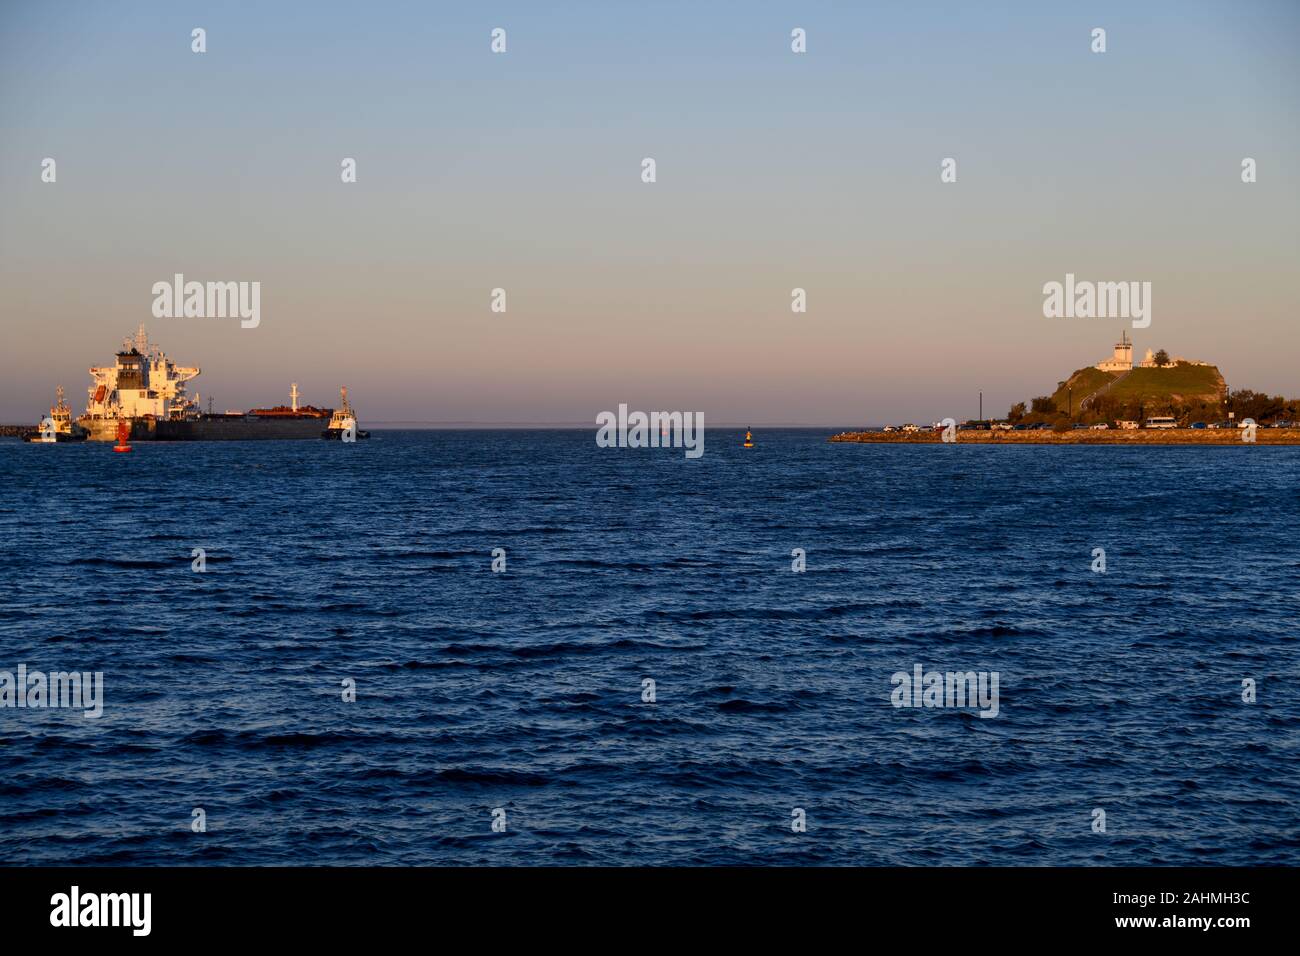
left=1, top=430, right=1297, bottom=865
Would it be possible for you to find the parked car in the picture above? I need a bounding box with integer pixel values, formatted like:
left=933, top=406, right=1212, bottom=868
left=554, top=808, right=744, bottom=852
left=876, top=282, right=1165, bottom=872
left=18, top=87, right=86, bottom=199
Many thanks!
left=1090, top=423, right=1109, bottom=430
left=883, top=425, right=897, bottom=433
left=1012, top=423, right=1029, bottom=431
left=902, top=423, right=919, bottom=433
left=1190, top=422, right=1207, bottom=429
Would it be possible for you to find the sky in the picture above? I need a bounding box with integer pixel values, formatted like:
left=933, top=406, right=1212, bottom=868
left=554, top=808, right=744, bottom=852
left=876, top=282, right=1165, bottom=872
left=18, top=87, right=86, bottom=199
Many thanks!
left=1, top=0, right=1297, bottom=425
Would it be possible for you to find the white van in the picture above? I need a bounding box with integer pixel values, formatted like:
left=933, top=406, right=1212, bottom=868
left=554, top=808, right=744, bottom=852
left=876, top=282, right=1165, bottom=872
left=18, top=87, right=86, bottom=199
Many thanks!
left=1144, top=416, right=1177, bottom=429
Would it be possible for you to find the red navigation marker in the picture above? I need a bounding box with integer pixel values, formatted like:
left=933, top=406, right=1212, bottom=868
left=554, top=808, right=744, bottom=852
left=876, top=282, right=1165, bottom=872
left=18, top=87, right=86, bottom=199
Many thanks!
left=113, top=420, right=133, bottom=453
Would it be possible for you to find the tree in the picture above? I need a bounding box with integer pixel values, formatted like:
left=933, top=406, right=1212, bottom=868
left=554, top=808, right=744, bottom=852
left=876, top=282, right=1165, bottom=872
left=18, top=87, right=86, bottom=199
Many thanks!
left=1229, top=389, right=1286, bottom=423
left=1154, top=349, right=1170, bottom=367
left=1007, top=402, right=1027, bottom=422
left=1030, top=396, right=1055, bottom=414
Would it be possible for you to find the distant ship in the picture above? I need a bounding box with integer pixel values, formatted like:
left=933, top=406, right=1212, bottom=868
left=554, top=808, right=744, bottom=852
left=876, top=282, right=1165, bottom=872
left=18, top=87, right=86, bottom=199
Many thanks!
left=23, top=386, right=88, bottom=443
left=152, top=380, right=336, bottom=441
left=321, top=387, right=370, bottom=440
left=77, top=325, right=200, bottom=441
left=73, top=326, right=359, bottom=441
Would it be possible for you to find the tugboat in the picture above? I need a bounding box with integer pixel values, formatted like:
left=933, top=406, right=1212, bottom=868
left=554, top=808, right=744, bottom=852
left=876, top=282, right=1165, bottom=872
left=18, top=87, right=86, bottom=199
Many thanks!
left=23, top=386, right=88, bottom=443
left=322, top=387, right=370, bottom=440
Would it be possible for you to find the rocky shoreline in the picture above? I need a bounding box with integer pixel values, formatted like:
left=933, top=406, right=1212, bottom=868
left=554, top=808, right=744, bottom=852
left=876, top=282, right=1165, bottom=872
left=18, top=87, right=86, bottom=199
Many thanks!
left=830, top=428, right=1300, bottom=444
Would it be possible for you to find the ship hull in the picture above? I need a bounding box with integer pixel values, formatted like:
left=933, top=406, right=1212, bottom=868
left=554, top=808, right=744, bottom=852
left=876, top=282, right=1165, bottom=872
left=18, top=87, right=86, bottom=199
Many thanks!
left=322, top=427, right=371, bottom=440
left=23, top=431, right=87, bottom=443
left=153, top=416, right=327, bottom=441
left=78, top=417, right=146, bottom=442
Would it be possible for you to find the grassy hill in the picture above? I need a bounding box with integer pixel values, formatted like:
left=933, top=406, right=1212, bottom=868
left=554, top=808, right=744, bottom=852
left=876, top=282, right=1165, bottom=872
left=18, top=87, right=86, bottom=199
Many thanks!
left=1050, top=367, right=1120, bottom=413
left=1048, top=363, right=1224, bottom=415
left=1109, top=364, right=1224, bottom=404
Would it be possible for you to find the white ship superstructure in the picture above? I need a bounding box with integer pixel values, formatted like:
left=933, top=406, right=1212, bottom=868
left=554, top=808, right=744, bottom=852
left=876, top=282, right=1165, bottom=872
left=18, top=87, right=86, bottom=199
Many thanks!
left=326, top=386, right=356, bottom=433
left=80, top=325, right=200, bottom=438
left=25, top=385, right=87, bottom=442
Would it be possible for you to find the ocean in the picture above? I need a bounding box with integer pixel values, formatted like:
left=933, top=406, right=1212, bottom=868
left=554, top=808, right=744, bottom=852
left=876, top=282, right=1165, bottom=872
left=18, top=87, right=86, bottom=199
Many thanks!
left=1, top=429, right=1297, bottom=866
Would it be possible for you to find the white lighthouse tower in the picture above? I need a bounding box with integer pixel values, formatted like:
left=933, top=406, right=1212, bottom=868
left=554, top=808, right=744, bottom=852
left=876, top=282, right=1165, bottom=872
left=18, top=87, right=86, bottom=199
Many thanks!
left=1096, top=330, right=1134, bottom=372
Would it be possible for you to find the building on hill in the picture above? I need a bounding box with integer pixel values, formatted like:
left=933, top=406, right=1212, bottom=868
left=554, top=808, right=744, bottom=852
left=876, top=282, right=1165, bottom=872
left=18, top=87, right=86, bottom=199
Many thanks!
left=1096, top=333, right=1209, bottom=372
left=1096, top=330, right=1133, bottom=372
left=1137, top=348, right=1208, bottom=367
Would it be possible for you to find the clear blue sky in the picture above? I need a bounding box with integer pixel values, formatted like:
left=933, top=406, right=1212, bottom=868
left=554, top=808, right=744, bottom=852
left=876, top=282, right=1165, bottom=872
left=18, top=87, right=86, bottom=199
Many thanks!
left=2, top=1, right=1297, bottom=423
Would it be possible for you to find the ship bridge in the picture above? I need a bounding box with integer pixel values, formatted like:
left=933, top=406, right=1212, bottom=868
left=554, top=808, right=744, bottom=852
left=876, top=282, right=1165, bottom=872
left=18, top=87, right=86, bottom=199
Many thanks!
left=84, top=325, right=200, bottom=423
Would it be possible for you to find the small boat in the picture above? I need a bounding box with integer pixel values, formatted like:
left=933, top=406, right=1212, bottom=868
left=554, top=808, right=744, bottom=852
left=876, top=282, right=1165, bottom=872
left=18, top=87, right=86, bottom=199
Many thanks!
left=322, top=387, right=370, bottom=440
left=23, top=386, right=88, bottom=443
left=743, top=428, right=754, bottom=448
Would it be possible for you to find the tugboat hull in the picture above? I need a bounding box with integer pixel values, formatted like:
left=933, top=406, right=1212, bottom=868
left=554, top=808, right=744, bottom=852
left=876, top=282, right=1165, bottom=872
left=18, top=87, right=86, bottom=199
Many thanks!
left=23, top=431, right=87, bottom=443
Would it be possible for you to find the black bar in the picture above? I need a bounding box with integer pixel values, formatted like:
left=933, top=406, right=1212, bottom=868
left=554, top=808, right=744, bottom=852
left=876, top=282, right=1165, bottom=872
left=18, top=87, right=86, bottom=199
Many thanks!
left=0, top=866, right=1275, bottom=941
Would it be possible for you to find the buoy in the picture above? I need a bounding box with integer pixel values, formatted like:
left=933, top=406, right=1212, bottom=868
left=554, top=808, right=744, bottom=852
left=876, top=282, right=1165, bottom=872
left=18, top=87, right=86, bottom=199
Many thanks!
left=743, top=428, right=754, bottom=448
left=113, top=420, right=133, bottom=453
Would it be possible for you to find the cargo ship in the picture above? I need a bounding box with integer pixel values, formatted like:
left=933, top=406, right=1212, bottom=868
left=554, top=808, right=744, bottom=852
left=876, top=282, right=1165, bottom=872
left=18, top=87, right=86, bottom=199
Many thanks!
left=152, top=381, right=332, bottom=441
left=71, top=326, right=361, bottom=441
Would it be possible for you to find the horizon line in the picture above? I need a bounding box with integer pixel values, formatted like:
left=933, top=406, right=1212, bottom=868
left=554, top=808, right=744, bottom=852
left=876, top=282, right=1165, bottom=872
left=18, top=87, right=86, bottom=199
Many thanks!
left=367, top=421, right=856, bottom=429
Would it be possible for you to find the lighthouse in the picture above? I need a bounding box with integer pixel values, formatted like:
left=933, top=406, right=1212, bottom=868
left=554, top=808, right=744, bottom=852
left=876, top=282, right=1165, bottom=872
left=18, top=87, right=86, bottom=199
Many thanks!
left=1095, top=330, right=1134, bottom=372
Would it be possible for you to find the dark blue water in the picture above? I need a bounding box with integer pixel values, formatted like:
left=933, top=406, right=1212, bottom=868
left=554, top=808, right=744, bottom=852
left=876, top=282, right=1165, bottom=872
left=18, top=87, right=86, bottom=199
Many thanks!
left=1, top=430, right=1297, bottom=865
